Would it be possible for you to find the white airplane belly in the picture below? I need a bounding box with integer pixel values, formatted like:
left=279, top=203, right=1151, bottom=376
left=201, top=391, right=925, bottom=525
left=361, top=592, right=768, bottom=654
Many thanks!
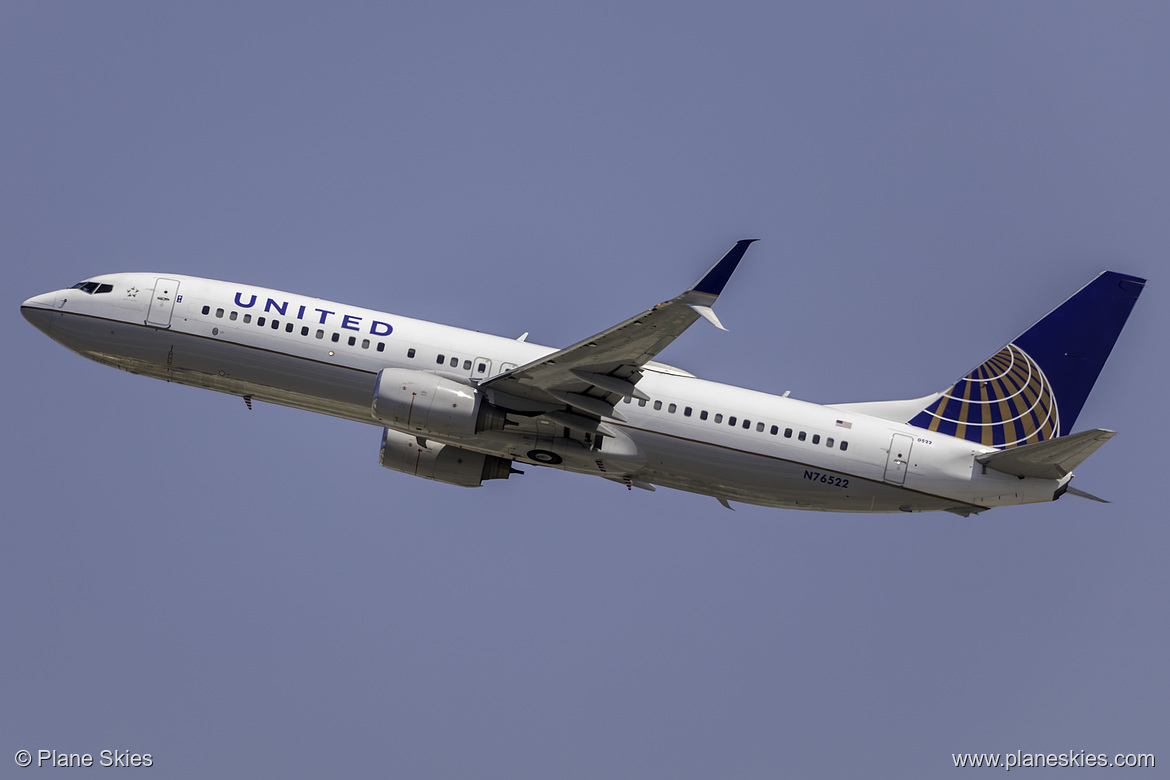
left=624, top=423, right=964, bottom=512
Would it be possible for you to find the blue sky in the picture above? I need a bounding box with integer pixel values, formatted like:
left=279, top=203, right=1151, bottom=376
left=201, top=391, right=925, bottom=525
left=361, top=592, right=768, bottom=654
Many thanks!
left=4, top=3, right=1167, bottom=777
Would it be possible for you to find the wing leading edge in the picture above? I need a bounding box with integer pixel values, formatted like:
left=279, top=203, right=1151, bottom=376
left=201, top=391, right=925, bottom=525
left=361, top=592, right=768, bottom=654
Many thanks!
left=480, top=240, right=757, bottom=430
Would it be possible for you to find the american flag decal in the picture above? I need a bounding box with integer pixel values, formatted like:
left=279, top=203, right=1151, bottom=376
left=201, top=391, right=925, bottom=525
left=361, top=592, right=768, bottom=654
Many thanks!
left=835, top=420, right=852, bottom=429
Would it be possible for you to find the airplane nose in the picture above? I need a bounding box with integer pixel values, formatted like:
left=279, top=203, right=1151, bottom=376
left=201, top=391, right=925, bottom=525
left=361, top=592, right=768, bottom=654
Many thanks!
left=21, top=292, right=57, bottom=336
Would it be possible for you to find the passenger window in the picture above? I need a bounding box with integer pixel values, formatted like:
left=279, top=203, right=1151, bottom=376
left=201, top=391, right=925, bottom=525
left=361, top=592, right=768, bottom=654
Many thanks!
left=653, top=400, right=662, bottom=411
left=756, top=422, right=764, bottom=432
left=348, top=336, right=357, bottom=346
left=216, top=308, right=224, bottom=318
left=258, top=317, right=266, bottom=326
left=407, top=348, right=416, bottom=358
left=826, top=437, right=834, bottom=447
left=271, top=319, right=280, bottom=329
left=742, top=419, right=750, bottom=429
left=638, top=399, right=647, bottom=407
left=377, top=343, right=385, bottom=352
left=623, top=396, right=631, bottom=404
left=316, top=330, right=324, bottom=339
left=668, top=403, right=677, bottom=413
left=437, top=354, right=445, bottom=364
left=362, top=339, right=370, bottom=349
left=243, top=314, right=252, bottom=324
left=714, top=414, right=723, bottom=423
left=840, top=441, right=849, bottom=451
left=331, top=333, right=340, bottom=343
left=728, top=416, right=737, bottom=426
left=812, top=434, right=820, bottom=444
left=450, top=357, right=458, bottom=367
left=798, top=431, right=806, bottom=441
left=201, top=305, right=211, bottom=315
left=301, top=326, right=309, bottom=336
left=230, top=311, right=238, bottom=321
left=770, top=425, right=778, bottom=435
left=684, top=407, right=692, bottom=417
left=784, top=428, right=793, bottom=438
left=463, top=360, right=471, bottom=370
left=700, top=410, right=708, bottom=421
left=285, top=322, right=294, bottom=333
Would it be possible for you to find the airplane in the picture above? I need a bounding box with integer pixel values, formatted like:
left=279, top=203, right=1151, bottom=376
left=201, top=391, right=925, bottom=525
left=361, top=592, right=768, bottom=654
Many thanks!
left=21, top=241, right=1145, bottom=514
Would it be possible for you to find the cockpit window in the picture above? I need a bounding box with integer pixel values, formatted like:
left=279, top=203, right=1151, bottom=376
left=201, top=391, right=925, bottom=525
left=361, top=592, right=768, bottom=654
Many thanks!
left=70, top=281, right=114, bottom=294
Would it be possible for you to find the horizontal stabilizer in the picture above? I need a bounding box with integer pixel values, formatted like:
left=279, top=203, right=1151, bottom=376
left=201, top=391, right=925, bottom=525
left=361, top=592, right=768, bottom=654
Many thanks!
left=1064, top=485, right=1109, bottom=503
left=944, top=506, right=989, bottom=518
left=976, top=428, right=1116, bottom=479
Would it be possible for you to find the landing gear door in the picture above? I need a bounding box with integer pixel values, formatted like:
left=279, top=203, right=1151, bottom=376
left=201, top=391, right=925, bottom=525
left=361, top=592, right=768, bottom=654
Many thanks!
left=147, top=278, right=181, bottom=328
left=883, top=433, right=914, bottom=485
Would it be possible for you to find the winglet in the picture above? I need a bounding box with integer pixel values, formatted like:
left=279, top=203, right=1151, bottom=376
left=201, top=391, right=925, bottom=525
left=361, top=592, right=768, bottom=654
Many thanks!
left=690, top=239, right=758, bottom=297
left=687, top=304, right=727, bottom=330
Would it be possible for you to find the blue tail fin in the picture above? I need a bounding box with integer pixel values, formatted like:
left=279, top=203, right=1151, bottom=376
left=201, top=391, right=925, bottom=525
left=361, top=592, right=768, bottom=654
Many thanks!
left=908, top=271, right=1145, bottom=448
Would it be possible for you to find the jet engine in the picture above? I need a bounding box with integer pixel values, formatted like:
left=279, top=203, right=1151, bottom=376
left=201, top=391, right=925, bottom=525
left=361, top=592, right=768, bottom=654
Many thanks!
left=372, top=368, right=507, bottom=437
left=378, top=428, right=516, bottom=487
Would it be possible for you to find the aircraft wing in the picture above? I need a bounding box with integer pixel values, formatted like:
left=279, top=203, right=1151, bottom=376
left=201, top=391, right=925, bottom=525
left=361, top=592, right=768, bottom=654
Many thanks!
left=479, top=240, right=756, bottom=429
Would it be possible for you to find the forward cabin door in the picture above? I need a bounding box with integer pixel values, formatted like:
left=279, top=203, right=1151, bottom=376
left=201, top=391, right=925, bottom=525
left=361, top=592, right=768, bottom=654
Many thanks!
left=883, top=433, right=914, bottom=485
left=147, top=278, right=181, bottom=328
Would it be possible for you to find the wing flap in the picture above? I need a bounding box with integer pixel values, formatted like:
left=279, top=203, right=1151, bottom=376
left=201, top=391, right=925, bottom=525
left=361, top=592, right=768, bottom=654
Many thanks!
left=975, top=428, right=1116, bottom=479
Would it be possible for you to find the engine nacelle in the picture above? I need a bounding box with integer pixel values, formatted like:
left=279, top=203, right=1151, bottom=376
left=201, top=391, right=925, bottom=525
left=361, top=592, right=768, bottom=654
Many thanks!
left=372, top=368, right=506, bottom=437
left=378, top=428, right=515, bottom=487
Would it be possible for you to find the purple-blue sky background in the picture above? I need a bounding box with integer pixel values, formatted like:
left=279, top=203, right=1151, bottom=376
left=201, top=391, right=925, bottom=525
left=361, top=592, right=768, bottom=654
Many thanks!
left=4, top=3, right=1167, bottom=777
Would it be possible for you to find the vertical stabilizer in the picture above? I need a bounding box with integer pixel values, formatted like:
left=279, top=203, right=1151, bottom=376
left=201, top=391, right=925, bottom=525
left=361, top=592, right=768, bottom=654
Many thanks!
left=907, top=271, right=1145, bottom=448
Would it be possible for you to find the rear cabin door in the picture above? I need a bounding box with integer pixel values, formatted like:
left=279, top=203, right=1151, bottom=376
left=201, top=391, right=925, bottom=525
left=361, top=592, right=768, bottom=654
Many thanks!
left=147, top=278, right=180, bottom=328
left=883, top=433, right=914, bottom=485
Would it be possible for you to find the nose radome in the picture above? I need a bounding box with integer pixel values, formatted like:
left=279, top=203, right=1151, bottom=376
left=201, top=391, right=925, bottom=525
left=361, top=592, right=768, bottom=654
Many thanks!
left=22, top=291, right=55, bottom=307
left=21, top=291, right=58, bottom=336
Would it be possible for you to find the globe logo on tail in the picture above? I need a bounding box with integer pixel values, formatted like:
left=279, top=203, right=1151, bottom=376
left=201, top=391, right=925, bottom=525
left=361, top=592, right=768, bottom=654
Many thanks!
left=911, top=344, right=1059, bottom=449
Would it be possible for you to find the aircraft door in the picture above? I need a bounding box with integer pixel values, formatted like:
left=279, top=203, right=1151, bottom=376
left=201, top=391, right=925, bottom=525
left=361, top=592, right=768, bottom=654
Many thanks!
left=146, top=278, right=181, bottom=328
left=883, top=433, right=914, bottom=485
left=472, top=357, right=492, bottom=381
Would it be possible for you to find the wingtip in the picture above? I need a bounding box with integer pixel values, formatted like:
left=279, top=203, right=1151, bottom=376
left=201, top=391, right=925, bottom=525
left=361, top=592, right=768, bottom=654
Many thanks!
left=690, top=239, right=758, bottom=297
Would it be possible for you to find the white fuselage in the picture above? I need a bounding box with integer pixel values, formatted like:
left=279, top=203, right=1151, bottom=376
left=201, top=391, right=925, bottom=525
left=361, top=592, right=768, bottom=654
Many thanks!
left=22, top=273, right=1067, bottom=513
